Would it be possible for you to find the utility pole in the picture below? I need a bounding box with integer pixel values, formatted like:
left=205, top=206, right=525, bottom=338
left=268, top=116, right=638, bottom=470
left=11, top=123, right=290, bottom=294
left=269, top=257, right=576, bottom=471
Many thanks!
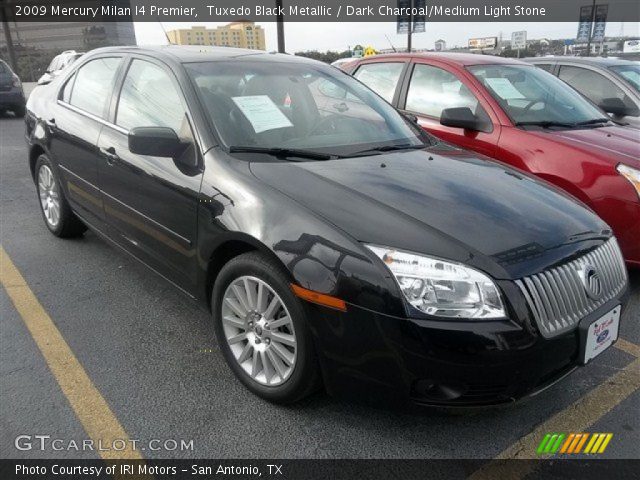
left=585, top=0, right=596, bottom=57
left=406, top=0, right=413, bottom=52
left=1, top=2, right=18, bottom=73
left=276, top=0, right=285, bottom=53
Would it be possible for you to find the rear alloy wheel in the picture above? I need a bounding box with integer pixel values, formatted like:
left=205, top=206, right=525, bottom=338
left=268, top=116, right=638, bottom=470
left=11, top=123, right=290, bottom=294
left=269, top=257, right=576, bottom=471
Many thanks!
left=212, top=252, right=321, bottom=403
left=35, top=155, right=87, bottom=238
left=38, top=164, right=61, bottom=229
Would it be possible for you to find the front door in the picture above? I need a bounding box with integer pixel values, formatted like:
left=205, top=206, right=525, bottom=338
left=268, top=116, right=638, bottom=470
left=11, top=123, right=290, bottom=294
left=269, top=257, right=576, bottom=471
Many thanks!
left=399, top=61, right=501, bottom=158
left=97, top=57, right=203, bottom=292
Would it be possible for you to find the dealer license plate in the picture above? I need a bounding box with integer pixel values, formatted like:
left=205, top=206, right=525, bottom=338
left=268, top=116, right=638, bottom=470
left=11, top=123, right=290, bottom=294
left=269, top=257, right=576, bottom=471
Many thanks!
left=583, top=306, right=620, bottom=364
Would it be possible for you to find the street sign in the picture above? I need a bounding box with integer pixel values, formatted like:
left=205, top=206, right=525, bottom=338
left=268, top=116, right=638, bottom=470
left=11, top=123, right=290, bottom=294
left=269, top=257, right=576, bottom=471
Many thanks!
left=413, top=0, right=426, bottom=33
left=591, top=4, right=608, bottom=42
left=576, top=4, right=594, bottom=42
left=511, top=31, right=527, bottom=50
left=396, top=0, right=410, bottom=34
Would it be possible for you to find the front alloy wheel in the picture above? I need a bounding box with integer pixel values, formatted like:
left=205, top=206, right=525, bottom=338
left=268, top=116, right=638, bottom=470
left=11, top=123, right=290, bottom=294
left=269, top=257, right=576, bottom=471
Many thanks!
left=212, top=252, right=321, bottom=403
left=222, top=276, right=297, bottom=386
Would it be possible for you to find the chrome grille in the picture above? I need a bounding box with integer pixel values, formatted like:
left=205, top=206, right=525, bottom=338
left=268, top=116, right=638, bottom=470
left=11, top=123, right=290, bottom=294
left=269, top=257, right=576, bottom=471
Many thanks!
left=516, top=238, right=627, bottom=339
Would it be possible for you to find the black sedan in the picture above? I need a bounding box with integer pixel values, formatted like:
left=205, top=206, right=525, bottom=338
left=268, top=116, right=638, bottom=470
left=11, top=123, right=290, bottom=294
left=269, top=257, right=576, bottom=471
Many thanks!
left=0, top=58, right=26, bottom=117
left=25, top=46, right=629, bottom=406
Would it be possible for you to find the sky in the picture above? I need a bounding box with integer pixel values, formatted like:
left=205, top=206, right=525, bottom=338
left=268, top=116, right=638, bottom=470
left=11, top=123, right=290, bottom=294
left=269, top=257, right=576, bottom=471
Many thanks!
left=134, top=21, right=639, bottom=52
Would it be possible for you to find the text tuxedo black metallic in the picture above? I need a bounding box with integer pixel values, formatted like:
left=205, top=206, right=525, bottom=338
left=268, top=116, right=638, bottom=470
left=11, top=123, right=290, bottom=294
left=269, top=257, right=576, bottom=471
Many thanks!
left=25, top=46, right=629, bottom=406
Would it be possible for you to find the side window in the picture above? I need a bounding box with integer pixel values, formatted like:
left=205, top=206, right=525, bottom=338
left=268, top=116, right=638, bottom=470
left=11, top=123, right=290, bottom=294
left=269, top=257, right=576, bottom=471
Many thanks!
left=116, top=59, right=186, bottom=132
left=405, top=64, right=482, bottom=120
left=353, top=62, right=404, bottom=103
left=534, top=64, right=553, bottom=73
left=558, top=65, right=636, bottom=112
left=69, top=57, right=121, bottom=117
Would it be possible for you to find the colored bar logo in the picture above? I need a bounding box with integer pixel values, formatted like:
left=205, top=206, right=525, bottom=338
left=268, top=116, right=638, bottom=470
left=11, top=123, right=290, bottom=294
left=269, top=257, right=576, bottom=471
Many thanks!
left=537, top=433, right=613, bottom=455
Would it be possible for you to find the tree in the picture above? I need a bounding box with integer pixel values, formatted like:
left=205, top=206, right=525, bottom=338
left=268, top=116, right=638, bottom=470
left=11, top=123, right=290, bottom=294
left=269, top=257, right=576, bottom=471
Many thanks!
left=294, top=49, right=352, bottom=64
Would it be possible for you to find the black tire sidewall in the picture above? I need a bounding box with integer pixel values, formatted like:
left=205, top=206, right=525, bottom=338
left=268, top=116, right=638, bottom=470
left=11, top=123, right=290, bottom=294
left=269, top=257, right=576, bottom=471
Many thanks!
left=212, top=253, right=319, bottom=403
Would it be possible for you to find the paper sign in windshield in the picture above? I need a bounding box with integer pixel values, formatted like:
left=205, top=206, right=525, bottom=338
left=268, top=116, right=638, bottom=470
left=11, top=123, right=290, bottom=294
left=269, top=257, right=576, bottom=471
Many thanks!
left=232, top=95, right=293, bottom=133
left=485, top=78, right=525, bottom=99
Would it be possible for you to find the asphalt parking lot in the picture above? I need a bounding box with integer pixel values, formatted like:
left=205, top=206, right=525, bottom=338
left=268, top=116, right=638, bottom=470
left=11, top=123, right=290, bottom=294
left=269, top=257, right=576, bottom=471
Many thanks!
left=1, top=101, right=639, bottom=468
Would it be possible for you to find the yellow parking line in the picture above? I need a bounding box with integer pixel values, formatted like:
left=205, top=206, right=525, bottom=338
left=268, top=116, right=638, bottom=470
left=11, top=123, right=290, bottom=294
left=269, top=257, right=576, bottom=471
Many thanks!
left=0, top=246, right=144, bottom=465
left=470, top=355, right=640, bottom=479
left=615, top=338, right=640, bottom=358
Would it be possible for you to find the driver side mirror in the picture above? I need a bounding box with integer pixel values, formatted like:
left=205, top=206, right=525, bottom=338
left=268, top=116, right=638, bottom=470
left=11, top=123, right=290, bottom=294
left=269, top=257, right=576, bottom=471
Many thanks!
left=128, top=127, right=183, bottom=157
left=440, top=107, right=482, bottom=131
left=599, top=97, right=637, bottom=117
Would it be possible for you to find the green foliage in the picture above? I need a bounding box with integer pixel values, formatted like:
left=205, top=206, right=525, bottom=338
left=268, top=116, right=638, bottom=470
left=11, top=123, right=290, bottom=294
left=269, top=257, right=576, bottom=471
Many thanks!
left=294, top=49, right=353, bottom=64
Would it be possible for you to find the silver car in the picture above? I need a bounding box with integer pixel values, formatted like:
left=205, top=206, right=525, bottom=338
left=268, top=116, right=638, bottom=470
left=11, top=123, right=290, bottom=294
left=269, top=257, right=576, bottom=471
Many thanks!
left=524, top=56, right=640, bottom=129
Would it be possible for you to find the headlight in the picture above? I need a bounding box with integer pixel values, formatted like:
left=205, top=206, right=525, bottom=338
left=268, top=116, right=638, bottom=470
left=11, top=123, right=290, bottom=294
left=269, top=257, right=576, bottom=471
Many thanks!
left=366, top=245, right=505, bottom=319
left=617, top=164, right=640, bottom=199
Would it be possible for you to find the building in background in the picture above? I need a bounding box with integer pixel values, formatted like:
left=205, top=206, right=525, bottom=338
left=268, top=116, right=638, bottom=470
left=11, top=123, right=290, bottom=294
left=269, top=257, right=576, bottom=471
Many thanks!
left=0, top=22, right=136, bottom=81
left=167, top=22, right=266, bottom=50
left=434, top=39, right=446, bottom=51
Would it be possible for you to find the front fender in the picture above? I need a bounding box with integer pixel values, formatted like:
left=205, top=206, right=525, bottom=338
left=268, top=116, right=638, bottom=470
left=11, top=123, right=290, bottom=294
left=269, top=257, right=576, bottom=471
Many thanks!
left=196, top=151, right=405, bottom=317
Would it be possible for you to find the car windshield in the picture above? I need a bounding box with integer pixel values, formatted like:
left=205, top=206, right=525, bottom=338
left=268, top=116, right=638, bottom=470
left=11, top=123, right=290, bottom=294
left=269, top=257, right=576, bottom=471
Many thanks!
left=468, top=64, right=608, bottom=127
left=610, top=64, right=640, bottom=92
left=185, top=60, right=428, bottom=157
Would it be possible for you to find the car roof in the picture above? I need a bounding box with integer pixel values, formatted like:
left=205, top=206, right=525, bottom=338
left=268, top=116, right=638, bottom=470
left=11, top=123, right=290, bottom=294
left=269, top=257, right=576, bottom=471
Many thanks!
left=523, top=56, right=635, bottom=67
left=84, top=45, right=319, bottom=65
left=351, top=52, right=528, bottom=67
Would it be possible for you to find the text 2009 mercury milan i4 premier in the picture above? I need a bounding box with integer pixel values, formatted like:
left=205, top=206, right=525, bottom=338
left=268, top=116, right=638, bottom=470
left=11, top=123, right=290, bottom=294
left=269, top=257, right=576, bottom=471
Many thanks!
left=25, top=46, right=629, bottom=406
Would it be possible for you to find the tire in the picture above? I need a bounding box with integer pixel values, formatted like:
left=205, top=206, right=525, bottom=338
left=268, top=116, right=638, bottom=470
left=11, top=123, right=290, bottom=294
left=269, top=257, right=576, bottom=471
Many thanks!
left=13, top=105, right=25, bottom=117
left=212, top=251, right=322, bottom=404
left=35, top=154, right=87, bottom=238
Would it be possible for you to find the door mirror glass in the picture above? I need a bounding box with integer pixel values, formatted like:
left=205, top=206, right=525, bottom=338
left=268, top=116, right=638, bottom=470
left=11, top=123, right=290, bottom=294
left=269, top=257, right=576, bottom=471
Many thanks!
left=440, top=107, right=482, bottom=131
left=599, top=97, right=637, bottom=117
left=128, top=127, right=183, bottom=157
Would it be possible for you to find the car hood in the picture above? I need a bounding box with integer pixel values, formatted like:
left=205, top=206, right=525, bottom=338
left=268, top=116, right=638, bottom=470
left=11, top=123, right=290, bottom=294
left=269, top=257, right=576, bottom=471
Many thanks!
left=249, top=147, right=610, bottom=279
left=542, top=125, right=640, bottom=166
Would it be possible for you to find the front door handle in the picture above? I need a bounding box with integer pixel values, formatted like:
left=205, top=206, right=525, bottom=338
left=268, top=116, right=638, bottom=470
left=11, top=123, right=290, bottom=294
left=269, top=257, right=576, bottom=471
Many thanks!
left=100, top=147, right=119, bottom=165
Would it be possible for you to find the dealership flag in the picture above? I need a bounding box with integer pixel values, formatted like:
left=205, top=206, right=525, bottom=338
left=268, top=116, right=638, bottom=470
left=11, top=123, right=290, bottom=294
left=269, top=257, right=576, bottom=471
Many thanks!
left=577, top=4, right=594, bottom=42
left=591, top=4, right=608, bottom=42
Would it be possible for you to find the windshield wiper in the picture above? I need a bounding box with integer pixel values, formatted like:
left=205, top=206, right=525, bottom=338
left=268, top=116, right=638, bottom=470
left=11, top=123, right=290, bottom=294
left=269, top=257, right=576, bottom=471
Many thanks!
left=574, top=118, right=611, bottom=126
left=515, top=121, right=576, bottom=129
left=350, top=143, right=427, bottom=156
left=228, top=146, right=336, bottom=161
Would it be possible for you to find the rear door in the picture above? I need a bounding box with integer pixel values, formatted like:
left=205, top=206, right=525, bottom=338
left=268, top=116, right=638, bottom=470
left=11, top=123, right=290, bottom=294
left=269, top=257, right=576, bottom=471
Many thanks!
left=96, top=56, right=203, bottom=292
left=51, top=55, right=123, bottom=226
left=351, top=60, right=409, bottom=105
left=397, top=60, right=501, bottom=158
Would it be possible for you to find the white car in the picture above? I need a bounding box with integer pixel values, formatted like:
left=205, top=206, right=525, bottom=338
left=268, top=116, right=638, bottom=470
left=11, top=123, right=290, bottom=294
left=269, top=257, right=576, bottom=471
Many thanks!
left=37, top=51, right=84, bottom=85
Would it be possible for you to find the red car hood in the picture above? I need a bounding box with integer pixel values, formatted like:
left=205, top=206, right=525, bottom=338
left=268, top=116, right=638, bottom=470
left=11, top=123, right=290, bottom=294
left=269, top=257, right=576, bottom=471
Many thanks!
left=541, top=125, right=639, bottom=166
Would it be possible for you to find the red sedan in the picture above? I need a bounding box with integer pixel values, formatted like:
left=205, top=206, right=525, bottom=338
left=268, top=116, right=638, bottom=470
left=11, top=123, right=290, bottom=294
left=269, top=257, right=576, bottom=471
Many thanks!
left=343, top=53, right=640, bottom=268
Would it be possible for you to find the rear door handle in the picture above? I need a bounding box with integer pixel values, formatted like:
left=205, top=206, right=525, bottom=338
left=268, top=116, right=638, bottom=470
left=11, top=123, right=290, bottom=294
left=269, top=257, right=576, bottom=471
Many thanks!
left=100, top=147, right=119, bottom=165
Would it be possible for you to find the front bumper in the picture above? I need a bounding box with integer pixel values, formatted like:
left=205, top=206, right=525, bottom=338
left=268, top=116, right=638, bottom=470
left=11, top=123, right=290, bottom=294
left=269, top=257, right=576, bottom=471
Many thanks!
left=305, top=292, right=628, bottom=407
